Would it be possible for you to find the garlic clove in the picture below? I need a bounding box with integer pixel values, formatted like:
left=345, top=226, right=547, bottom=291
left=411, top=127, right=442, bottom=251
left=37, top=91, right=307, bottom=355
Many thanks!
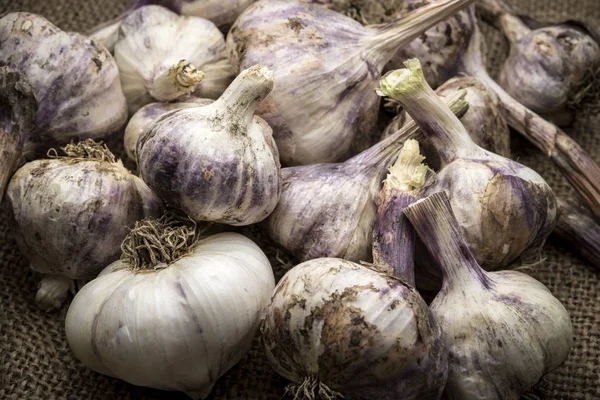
left=35, top=274, right=72, bottom=312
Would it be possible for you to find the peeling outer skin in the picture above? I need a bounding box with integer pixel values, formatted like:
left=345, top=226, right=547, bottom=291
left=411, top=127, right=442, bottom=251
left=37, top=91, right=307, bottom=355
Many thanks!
left=65, top=232, right=275, bottom=399
left=114, top=6, right=234, bottom=114
left=498, top=24, right=600, bottom=126
left=124, top=97, right=213, bottom=161
left=431, top=269, right=573, bottom=399
left=5, top=159, right=162, bottom=280
left=0, top=67, right=36, bottom=203
left=0, top=13, right=128, bottom=157
left=382, top=75, right=511, bottom=170
left=262, top=258, right=448, bottom=400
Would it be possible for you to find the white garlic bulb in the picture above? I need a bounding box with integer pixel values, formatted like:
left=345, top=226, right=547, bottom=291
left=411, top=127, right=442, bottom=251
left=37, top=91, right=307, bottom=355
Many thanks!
left=114, top=5, right=235, bottom=113
left=66, top=216, right=275, bottom=399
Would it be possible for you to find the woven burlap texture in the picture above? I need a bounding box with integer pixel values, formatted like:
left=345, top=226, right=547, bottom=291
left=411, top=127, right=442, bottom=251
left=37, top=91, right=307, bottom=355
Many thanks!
left=0, top=0, right=599, bottom=399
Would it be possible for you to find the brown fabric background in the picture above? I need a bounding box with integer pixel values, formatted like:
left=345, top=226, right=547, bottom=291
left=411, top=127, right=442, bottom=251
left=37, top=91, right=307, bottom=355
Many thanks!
left=0, top=0, right=599, bottom=399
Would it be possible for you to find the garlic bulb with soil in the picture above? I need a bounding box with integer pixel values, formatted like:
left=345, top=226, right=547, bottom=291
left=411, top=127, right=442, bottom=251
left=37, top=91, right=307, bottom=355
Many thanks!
left=0, top=12, right=128, bottom=156
left=66, top=213, right=275, bottom=399
left=265, top=93, right=468, bottom=263
left=378, top=58, right=557, bottom=274
left=137, top=65, right=281, bottom=226
left=227, top=0, right=475, bottom=165
left=382, top=75, right=511, bottom=170
left=0, top=67, right=36, bottom=202
left=124, top=97, right=213, bottom=161
left=478, top=0, right=600, bottom=125
left=114, top=5, right=235, bottom=113
left=4, top=140, right=162, bottom=311
left=404, top=191, right=573, bottom=399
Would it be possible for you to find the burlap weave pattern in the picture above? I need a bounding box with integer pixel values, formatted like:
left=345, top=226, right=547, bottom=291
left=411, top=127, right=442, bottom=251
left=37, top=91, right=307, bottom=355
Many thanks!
left=0, top=0, right=599, bottom=399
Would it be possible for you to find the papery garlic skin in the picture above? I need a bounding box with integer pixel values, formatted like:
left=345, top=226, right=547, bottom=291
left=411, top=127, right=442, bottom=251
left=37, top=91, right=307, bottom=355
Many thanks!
left=263, top=258, right=448, bottom=399
left=137, top=65, right=281, bottom=226
left=124, top=97, right=213, bottom=161
left=0, top=13, right=128, bottom=155
left=5, top=158, right=162, bottom=281
left=114, top=5, right=234, bottom=113
left=66, top=232, right=275, bottom=400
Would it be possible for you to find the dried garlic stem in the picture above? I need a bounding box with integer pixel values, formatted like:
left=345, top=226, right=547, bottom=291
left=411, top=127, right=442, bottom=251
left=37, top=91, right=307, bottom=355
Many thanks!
left=149, top=60, right=205, bottom=102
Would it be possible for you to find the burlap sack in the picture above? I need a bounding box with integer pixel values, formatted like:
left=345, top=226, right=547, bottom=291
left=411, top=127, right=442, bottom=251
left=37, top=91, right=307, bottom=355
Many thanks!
left=0, top=0, right=598, bottom=399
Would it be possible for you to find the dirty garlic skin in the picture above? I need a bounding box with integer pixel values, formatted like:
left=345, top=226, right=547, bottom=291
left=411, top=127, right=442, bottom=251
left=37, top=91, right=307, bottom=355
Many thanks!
left=262, top=258, right=448, bottom=399
left=0, top=12, right=128, bottom=156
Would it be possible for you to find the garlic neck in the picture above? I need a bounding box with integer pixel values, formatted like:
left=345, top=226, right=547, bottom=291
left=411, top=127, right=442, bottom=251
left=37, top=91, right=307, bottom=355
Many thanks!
left=378, top=58, right=480, bottom=165
left=149, top=60, right=205, bottom=102
left=404, top=192, right=490, bottom=291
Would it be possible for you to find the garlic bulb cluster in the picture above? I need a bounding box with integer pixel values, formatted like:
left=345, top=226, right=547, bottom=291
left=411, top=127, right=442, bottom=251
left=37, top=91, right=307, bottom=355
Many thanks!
left=378, top=59, right=557, bottom=275
left=66, top=214, right=275, bottom=399
left=5, top=140, right=162, bottom=311
left=479, top=0, right=600, bottom=125
left=137, top=65, right=281, bottom=226
left=227, top=0, right=475, bottom=165
left=0, top=67, right=36, bottom=202
left=383, top=75, right=511, bottom=169
left=265, top=93, right=468, bottom=263
left=0, top=12, right=128, bottom=156
left=404, top=192, right=573, bottom=399
left=124, top=97, right=213, bottom=161
left=262, top=259, right=447, bottom=400
left=114, top=5, right=235, bottom=113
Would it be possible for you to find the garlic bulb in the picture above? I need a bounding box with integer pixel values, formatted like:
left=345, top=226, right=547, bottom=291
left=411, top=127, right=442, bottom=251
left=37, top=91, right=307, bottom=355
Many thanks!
left=114, top=5, right=235, bottom=113
left=404, top=191, right=573, bottom=399
left=124, top=97, right=213, bottom=161
left=378, top=59, right=557, bottom=274
left=137, top=65, right=281, bottom=226
left=479, top=0, right=600, bottom=125
left=5, top=140, right=162, bottom=311
left=66, top=214, right=275, bottom=399
left=265, top=92, right=468, bottom=263
left=0, top=12, right=128, bottom=156
left=227, top=0, right=475, bottom=165
left=262, top=257, right=448, bottom=399
left=0, top=67, right=36, bottom=202
left=383, top=75, right=511, bottom=169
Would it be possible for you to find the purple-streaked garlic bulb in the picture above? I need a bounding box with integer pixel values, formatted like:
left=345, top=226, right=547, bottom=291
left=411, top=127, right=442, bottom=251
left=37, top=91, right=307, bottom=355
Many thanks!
left=405, top=192, right=573, bottom=399
left=227, top=0, right=475, bottom=165
left=88, top=0, right=255, bottom=51
left=4, top=140, right=162, bottom=311
left=114, top=5, right=235, bottom=113
left=378, top=59, right=557, bottom=276
left=265, top=93, right=468, bottom=263
left=0, top=67, right=36, bottom=202
left=0, top=12, right=128, bottom=156
left=479, top=0, right=600, bottom=125
left=383, top=75, right=511, bottom=169
left=137, top=65, right=281, bottom=226
left=124, top=97, right=213, bottom=161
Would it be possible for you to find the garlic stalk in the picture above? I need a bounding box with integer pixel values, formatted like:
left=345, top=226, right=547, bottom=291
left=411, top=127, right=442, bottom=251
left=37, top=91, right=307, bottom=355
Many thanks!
left=553, top=196, right=600, bottom=271
left=478, top=0, right=600, bottom=124
left=378, top=58, right=557, bottom=274
left=383, top=75, right=511, bottom=170
left=404, top=191, right=573, bottom=399
left=66, top=213, right=275, bottom=399
left=265, top=92, right=468, bottom=263
left=262, top=258, right=448, bottom=399
left=0, top=67, right=36, bottom=202
left=0, top=13, right=128, bottom=157
left=114, top=5, right=235, bottom=113
left=137, top=65, right=281, bottom=226
left=124, top=97, right=213, bottom=161
left=227, top=0, right=475, bottom=165
left=88, top=0, right=255, bottom=51
left=5, top=139, right=162, bottom=311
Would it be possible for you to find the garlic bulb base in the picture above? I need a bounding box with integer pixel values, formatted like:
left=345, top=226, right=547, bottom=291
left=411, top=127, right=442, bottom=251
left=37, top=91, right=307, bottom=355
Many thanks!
left=184, top=383, right=215, bottom=400
left=35, top=274, right=72, bottom=312
left=149, top=60, right=205, bottom=102
left=285, top=377, right=343, bottom=400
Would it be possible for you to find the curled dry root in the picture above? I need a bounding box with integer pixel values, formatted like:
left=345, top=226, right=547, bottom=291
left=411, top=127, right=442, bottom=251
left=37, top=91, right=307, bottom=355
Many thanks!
left=284, top=377, right=344, bottom=400
left=48, top=138, right=116, bottom=163
left=568, top=63, right=600, bottom=116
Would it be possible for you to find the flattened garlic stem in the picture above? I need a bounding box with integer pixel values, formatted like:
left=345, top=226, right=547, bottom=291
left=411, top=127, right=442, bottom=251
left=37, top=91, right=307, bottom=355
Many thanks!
left=149, top=60, right=205, bottom=102
left=36, top=274, right=72, bottom=312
